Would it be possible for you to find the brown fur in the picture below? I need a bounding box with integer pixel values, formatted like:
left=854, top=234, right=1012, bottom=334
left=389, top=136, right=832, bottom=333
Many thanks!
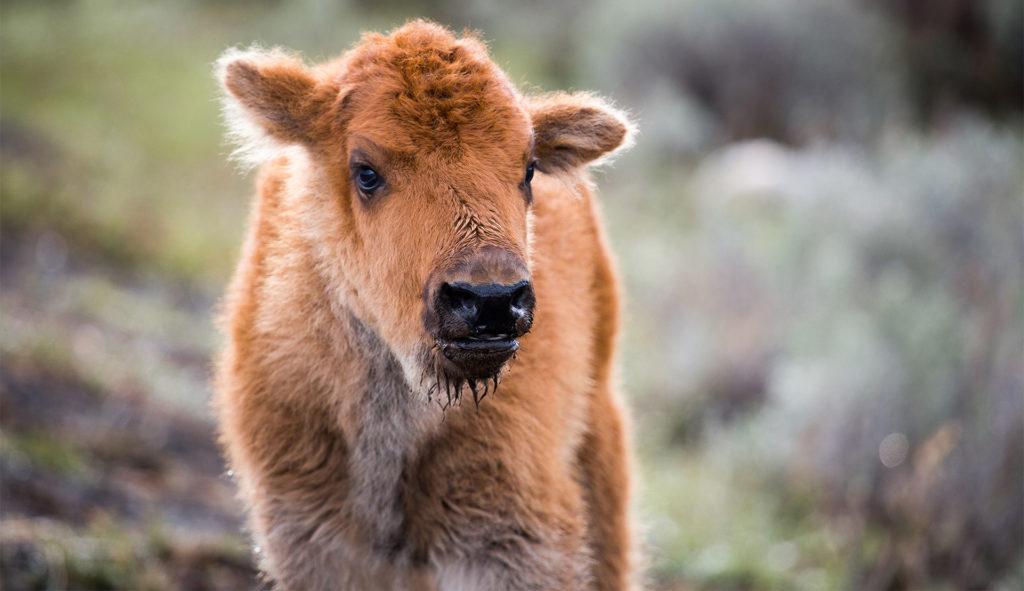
left=214, top=20, right=637, bottom=590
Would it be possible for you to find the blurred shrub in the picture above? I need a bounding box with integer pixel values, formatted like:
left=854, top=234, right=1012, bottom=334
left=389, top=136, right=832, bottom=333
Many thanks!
left=579, top=0, right=1021, bottom=157
left=869, top=0, right=1024, bottom=122
left=673, top=117, right=1023, bottom=588
left=581, top=0, right=907, bottom=153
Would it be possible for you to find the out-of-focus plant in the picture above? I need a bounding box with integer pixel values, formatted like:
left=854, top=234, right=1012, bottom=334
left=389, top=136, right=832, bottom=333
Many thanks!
left=581, top=0, right=908, bottom=152
left=579, top=0, right=1021, bottom=158
left=667, top=117, right=1023, bottom=588
left=868, top=0, right=1024, bottom=122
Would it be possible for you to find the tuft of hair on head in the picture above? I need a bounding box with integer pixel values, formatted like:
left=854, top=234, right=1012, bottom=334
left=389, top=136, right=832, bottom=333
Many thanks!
left=525, top=92, right=637, bottom=173
left=214, top=46, right=338, bottom=170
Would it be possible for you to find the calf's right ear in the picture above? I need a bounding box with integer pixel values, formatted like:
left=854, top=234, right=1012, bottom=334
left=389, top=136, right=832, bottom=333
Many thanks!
left=216, top=48, right=338, bottom=166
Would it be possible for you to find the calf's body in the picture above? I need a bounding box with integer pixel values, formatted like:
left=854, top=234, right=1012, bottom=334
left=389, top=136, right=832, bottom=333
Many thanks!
left=215, top=21, right=635, bottom=590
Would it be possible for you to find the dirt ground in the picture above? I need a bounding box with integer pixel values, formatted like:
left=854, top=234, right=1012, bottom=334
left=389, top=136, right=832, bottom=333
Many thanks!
left=0, top=231, right=262, bottom=590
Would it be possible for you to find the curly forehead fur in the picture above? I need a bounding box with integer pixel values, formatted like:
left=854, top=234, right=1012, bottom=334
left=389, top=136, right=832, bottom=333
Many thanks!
left=218, top=20, right=633, bottom=171
left=339, top=21, right=525, bottom=151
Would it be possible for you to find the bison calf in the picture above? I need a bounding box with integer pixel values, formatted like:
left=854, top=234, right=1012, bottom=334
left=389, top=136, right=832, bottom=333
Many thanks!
left=215, top=20, right=636, bottom=590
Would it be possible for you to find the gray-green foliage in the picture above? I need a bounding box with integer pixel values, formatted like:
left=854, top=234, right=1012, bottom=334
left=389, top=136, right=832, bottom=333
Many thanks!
left=617, top=118, right=1023, bottom=587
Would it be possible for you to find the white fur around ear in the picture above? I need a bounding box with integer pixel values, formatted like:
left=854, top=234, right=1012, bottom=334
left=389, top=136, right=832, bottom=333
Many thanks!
left=216, top=47, right=280, bottom=169
left=214, top=46, right=324, bottom=170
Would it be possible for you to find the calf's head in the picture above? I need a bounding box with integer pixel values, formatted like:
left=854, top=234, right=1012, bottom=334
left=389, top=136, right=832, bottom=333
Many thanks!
left=218, top=21, right=632, bottom=398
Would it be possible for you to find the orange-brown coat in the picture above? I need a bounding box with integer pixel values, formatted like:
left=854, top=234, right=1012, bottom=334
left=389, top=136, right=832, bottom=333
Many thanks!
left=214, top=20, right=636, bottom=590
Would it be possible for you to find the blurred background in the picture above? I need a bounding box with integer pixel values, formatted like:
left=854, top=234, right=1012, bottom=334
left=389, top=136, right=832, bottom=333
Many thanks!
left=1, top=0, right=1022, bottom=589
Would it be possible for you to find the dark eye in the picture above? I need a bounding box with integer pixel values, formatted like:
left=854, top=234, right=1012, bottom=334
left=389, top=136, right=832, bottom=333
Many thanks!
left=524, top=161, right=536, bottom=185
left=355, top=165, right=382, bottom=194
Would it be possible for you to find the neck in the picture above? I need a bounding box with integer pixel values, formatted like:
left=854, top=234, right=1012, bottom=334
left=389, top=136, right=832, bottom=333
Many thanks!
left=334, top=304, right=445, bottom=560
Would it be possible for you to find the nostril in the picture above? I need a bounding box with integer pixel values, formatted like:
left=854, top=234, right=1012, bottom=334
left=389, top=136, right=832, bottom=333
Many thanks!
left=440, top=283, right=471, bottom=306
left=439, top=282, right=479, bottom=318
left=509, top=281, right=533, bottom=312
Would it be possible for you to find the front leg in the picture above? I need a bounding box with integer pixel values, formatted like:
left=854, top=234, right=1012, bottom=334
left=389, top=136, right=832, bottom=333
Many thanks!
left=576, top=387, right=636, bottom=590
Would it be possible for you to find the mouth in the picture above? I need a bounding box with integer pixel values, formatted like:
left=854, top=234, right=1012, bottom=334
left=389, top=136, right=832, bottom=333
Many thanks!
left=438, top=336, right=519, bottom=371
left=444, top=336, right=519, bottom=354
left=431, top=335, right=518, bottom=383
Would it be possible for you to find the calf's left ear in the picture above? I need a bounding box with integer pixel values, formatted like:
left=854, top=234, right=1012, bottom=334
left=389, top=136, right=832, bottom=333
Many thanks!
left=527, top=92, right=635, bottom=172
left=216, top=47, right=338, bottom=166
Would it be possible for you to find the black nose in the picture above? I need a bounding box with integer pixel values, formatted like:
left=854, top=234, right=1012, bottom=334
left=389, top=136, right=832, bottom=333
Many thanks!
left=437, top=280, right=535, bottom=340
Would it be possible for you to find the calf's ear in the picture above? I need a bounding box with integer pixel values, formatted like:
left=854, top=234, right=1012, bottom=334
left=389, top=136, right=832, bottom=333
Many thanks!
left=216, top=48, right=338, bottom=166
left=527, top=92, right=635, bottom=172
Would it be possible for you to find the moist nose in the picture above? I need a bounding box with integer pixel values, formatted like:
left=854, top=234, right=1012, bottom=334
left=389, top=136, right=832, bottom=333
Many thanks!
left=438, top=280, right=534, bottom=339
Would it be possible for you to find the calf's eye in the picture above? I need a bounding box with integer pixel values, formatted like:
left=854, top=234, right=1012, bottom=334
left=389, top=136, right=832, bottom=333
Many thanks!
left=521, top=161, right=537, bottom=204
left=355, top=165, right=382, bottom=194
